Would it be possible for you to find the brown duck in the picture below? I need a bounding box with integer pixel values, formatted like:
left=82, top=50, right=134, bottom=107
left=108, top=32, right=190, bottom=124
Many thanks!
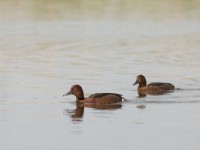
left=133, top=75, right=175, bottom=94
left=63, top=84, right=124, bottom=105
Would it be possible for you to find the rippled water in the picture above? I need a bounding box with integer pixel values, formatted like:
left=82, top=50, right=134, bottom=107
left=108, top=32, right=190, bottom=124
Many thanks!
left=0, top=0, right=200, bottom=150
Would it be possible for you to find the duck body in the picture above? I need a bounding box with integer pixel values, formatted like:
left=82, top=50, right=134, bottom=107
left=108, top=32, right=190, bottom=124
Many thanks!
left=133, top=75, right=175, bottom=94
left=64, top=85, right=123, bottom=105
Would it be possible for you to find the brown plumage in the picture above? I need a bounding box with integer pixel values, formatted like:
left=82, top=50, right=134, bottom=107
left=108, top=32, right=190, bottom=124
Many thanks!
left=133, top=75, right=175, bottom=94
left=63, top=84, right=124, bottom=105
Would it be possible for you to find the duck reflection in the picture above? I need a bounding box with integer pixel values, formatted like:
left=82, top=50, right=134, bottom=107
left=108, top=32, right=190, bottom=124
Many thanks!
left=64, top=102, right=84, bottom=122
left=137, top=90, right=175, bottom=98
left=64, top=101, right=122, bottom=122
left=82, top=103, right=122, bottom=110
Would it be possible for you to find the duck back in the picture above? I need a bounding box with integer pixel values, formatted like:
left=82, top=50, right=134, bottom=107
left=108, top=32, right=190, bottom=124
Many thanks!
left=81, top=93, right=123, bottom=104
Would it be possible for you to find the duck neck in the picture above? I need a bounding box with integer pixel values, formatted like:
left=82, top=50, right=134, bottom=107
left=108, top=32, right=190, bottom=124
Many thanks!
left=77, top=96, right=85, bottom=101
left=139, top=82, right=146, bottom=88
left=76, top=93, right=85, bottom=101
left=74, top=88, right=85, bottom=101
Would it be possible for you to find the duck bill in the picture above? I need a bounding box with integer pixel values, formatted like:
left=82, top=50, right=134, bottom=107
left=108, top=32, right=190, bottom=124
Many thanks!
left=63, top=90, right=72, bottom=96
left=133, top=80, right=138, bottom=85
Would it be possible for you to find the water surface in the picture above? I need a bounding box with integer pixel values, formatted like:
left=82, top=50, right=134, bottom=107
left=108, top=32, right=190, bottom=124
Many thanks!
left=0, top=0, right=200, bottom=150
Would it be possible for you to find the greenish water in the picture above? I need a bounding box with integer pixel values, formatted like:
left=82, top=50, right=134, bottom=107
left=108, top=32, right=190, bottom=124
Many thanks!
left=0, top=0, right=200, bottom=150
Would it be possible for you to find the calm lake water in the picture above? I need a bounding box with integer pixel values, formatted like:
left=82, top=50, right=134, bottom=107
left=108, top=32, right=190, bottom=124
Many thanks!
left=0, top=0, right=200, bottom=150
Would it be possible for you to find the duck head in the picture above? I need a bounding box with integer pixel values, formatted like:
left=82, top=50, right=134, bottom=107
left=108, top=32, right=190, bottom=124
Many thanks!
left=133, top=75, right=147, bottom=87
left=63, top=84, right=85, bottom=100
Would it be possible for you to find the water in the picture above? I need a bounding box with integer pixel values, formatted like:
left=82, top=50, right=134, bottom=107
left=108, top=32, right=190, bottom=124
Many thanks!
left=0, top=0, right=200, bottom=150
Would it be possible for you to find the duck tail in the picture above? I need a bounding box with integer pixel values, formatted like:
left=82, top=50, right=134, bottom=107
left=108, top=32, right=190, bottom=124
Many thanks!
left=122, top=97, right=128, bottom=101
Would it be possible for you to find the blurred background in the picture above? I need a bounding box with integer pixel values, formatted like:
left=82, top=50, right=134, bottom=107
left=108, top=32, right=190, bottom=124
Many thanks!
left=0, top=0, right=200, bottom=150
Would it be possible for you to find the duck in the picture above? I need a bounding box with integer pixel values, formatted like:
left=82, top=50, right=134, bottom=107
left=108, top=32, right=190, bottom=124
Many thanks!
left=133, top=75, right=175, bottom=94
left=63, top=84, right=124, bottom=105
